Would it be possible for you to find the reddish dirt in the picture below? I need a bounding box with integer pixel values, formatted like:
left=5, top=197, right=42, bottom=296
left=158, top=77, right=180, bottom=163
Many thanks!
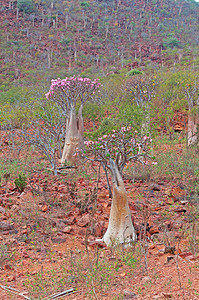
left=0, top=133, right=198, bottom=300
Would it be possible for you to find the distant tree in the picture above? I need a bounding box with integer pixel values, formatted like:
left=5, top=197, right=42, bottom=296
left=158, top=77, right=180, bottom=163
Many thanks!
left=17, top=0, right=35, bottom=13
left=163, top=37, right=181, bottom=49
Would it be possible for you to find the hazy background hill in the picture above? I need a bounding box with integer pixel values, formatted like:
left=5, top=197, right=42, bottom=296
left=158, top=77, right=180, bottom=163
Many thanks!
left=0, top=0, right=199, bottom=90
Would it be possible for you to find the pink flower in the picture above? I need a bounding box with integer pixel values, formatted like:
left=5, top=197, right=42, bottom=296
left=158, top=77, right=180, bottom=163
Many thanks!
left=121, top=127, right=126, bottom=132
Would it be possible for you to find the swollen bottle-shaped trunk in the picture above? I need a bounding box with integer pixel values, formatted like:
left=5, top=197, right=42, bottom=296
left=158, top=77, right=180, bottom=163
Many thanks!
left=188, top=110, right=198, bottom=146
left=61, top=105, right=84, bottom=165
left=103, top=159, right=136, bottom=247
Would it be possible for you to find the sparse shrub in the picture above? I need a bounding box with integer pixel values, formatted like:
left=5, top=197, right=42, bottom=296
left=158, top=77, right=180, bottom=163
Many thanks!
left=158, top=23, right=165, bottom=31
left=126, top=69, right=143, bottom=76
left=14, top=173, right=27, bottom=192
left=90, top=117, right=119, bottom=138
left=80, top=1, right=90, bottom=8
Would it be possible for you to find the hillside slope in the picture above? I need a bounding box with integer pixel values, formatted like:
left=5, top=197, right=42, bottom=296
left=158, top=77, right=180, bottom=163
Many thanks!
left=0, top=0, right=199, bottom=88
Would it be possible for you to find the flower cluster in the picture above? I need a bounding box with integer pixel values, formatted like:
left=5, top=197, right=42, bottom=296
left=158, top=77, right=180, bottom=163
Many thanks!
left=80, top=127, right=153, bottom=173
left=45, top=76, right=103, bottom=110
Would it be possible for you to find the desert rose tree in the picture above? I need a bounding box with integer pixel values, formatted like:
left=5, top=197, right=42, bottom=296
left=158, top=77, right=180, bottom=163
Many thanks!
left=183, top=78, right=199, bottom=146
left=45, top=76, right=102, bottom=164
left=81, top=127, right=153, bottom=247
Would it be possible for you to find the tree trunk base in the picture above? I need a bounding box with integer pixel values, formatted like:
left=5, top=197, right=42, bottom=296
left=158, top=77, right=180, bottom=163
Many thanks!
left=61, top=105, right=84, bottom=165
left=102, top=159, right=136, bottom=247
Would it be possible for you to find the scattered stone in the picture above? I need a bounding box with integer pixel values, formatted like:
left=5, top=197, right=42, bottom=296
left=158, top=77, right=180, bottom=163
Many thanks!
left=77, top=214, right=90, bottom=227
left=180, top=200, right=188, bottom=205
left=4, top=263, right=14, bottom=270
left=62, top=226, right=72, bottom=234
left=10, top=204, right=20, bottom=212
left=167, top=256, right=175, bottom=263
left=23, top=251, right=29, bottom=258
left=31, top=271, right=38, bottom=275
left=174, top=124, right=183, bottom=131
left=153, top=295, right=162, bottom=299
left=94, top=221, right=104, bottom=237
left=164, top=246, right=176, bottom=255
left=165, top=198, right=174, bottom=205
left=172, top=220, right=183, bottom=230
left=7, top=275, right=16, bottom=282
left=185, top=255, right=199, bottom=261
left=51, top=237, right=66, bottom=244
left=149, top=184, right=161, bottom=191
left=149, top=244, right=165, bottom=255
left=0, top=206, right=5, bottom=214
left=57, top=221, right=66, bottom=229
left=41, top=204, right=48, bottom=212
left=78, top=228, right=87, bottom=236
left=173, top=207, right=186, bottom=213
left=142, top=276, right=150, bottom=283
left=149, top=244, right=156, bottom=250
left=172, top=186, right=185, bottom=199
left=59, top=193, right=68, bottom=201
left=68, top=275, right=77, bottom=283
left=36, top=247, right=47, bottom=255
left=98, top=191, right=108, bottom=199
left=0, top=221, right=14, bottom=231
left=63, top=216, right=76, bottom=225
left=149, top=226, right=159, bottom=235
left=54, top=212, right=66, bottom=218
left=179, top=251, right=192, bottom=259
left=123, top=290, right=138, bottom=299
left=158, top=249, right=165, bottom=256
left=17, top=234, right=30, bottom=243
left=162, top=292, right=172, bottom=298
left=124, top=291, right=138, bottom=300
left=22, top=229, right=28, bottom=235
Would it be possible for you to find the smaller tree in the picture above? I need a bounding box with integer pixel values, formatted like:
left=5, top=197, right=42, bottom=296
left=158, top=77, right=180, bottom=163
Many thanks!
left=124, top=75, right=157, bottom=133
left=45, top=76, right=102, bottom=165
left=21, top=100, right=65, bottom=175
left=124, top=75, right=157, bottom=107
left=163, top=37, right=181, bottom=49
left=80, top=127, right=153, bottom=247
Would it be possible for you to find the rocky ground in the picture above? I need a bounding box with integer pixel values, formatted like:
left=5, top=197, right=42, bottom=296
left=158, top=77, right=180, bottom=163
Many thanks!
left=0, top=135, right=199, bottom=299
